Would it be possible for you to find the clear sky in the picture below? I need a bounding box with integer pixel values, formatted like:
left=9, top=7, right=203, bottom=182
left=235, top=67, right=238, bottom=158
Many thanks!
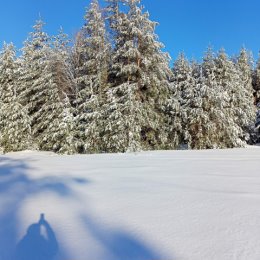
left=1, top=0, right=260, bottom=62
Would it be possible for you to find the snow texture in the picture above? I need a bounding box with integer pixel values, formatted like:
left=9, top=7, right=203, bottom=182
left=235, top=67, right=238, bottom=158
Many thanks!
left=0, top=148, right=260, bottom=260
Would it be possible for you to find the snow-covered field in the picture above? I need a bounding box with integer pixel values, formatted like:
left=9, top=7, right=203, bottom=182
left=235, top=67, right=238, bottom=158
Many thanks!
left=0, top=148, right=260, bottom=260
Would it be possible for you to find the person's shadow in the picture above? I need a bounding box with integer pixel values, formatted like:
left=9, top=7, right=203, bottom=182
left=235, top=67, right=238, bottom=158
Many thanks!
left=14, top=214, right=58, bottom=260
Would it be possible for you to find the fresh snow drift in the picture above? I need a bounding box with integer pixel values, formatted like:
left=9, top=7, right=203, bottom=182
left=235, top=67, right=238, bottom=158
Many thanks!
left=0, top=148, right=260, bottom=260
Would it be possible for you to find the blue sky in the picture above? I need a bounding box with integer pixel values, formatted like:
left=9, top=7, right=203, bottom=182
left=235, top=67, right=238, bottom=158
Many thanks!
left=1, top=0, right=260, bottom=62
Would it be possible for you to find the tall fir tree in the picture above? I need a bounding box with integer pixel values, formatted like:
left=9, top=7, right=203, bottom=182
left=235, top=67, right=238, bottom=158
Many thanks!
left=172, top=53, right=195, bottom=147
left=103, top=0, right=178, bottom=152
left=51, top=28, right=75, bottom=101
left=199, top=48, right=238, bottom=149
left=103, top=4, right=144, bottom=152
left=0, top=43, right=31, bottom=153
left=235, top=48, right=256, bottom=141
left=253, top=54, right=260, bottom=142
left=18, top=20, right=76, bottom=154
left=181, top=48, right=243, bottom=149
left=253, top=54, right=260, bottom=106
left=105, top=0, right=121, bottom=45
left=215, top=49, right=254, bottom=145
left=185, top=50, right=222, bottom=149
left=73, top=0, right=110, bottom=153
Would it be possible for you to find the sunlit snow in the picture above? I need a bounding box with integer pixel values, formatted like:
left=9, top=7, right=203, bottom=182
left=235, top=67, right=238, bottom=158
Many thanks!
left=0, top=148, right=260, bottom=260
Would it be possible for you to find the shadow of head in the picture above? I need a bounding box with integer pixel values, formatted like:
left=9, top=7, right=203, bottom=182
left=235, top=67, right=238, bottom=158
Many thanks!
left=27, top=223, right=40, bottom=236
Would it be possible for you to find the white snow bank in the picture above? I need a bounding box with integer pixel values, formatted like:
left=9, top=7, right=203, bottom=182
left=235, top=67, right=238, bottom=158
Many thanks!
left=0, top=148, right=260, bottom=260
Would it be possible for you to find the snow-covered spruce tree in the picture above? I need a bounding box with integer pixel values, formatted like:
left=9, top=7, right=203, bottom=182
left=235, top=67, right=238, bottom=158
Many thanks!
left=72, top=0, right=110, bottom=153
left=182, top=48, right=241, bottom=149
left=200, top=48, right=235, bottom=148
left=51, top=28, right=75, bottom=101
left=184, top=51, right=222, bottom=149
left=172, top=53, right=195, bottom=147
left=48, top=29, right=78, bottom=153
left=253, top=55, right=260, bottom=142
left=102, top=3, right=144, bottom=152
left=214, top=49, right=254, bottom=145
left=102, top=0, right=178, bottom=152
left=0, top=43, right=31, bottom=153
left=135, top=0, right=180, bottom=150
left=105, top=0, right=121, bottom=43
left=253, top=54, right=260, bottom=106
left=18, top=20, right=76, bottom=154
left=235, top=48, right=256, bottom=140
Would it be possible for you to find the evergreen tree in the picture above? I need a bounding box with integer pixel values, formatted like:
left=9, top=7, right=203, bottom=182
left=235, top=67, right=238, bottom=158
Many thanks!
left=181, top=48, right=243, bottom=149
left=103, top=5, right=144, bottom=152
left=103, top=0, right=177, bottom=152
left=185, top=51, right=221, bottom=149
left=215, top=49, right=253, bottom=145
left=73, top=0, right=110, bottom=153
left=105, top=0, right=121, bottom=44
left=235, top=48, right=256, bottom=139
left=199, top=49, right=239, bottom=149
left=172, top=53, right=195, bottom=147
left=253, top=55, right=260, bottom=143
left=0, top=43, right=31, bottom=153
left=19, top=20, right=76, bottom=154
left=253, top=53, right=260, bottom=106
left=51, top=28, right=75, bottom=101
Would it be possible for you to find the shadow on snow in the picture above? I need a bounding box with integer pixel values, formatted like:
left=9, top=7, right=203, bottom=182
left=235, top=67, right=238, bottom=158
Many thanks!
left=14, top=214, right=58, bottom=260
left=0, top=157, right=79, bottom=259
left=0, top=156, right=168, bottom=260
left=81, top=214, right=164, bottom=260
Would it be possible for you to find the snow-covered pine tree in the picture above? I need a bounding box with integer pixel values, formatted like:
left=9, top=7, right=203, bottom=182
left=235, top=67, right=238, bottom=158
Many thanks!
left=235, top=48, right=256, bottom=140
left=0, top=43, right=31, bottom=153
left=253, top=54, right=260, bottom=106
left=185, top=50, right=221, bottom=149
left=48, top=29, right=78, bottom=153
left=172, top=53, right=195, bottom=147
left=18, top=20, right=76, bottom=154
left=255, top=104, right=260, bottom=140
left=215, top=49, right=253, bottom=145
left=105, top=0, right=121, bottom=44
left=236, top=48, right=254, bottom=93
left=102, top=3, right=143, bottom=152
left=51, top=28, right=75, bottom=101
left=72, top=0, right=110, bottom=153
left=200, top=48, right=234, bottom=148
left=102, top=0, right=177, bottom=152
left=183, top=48, right=241, bottom=149
left=136, top=0, right=181, bottom=150
left=252, top=55, right=260, bottom=142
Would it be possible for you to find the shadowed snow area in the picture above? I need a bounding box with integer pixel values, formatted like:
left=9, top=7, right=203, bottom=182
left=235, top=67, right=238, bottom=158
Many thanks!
left=0, top=148, right=260, bottom=260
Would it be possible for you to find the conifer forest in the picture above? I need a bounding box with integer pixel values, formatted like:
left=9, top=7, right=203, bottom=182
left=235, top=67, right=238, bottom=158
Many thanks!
left=0, top=0, right=260, bottom=154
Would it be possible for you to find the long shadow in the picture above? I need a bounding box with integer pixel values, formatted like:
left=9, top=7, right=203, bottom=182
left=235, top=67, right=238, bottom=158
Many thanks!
left=82, top=215, right=167, bottom=260
left=0, top=157, right=88, bottom=260
left=14, top=214, right=58, bottom=260
left=0, top=157, right=170, bottom=259
left=0, top=158, right=29, bottom=260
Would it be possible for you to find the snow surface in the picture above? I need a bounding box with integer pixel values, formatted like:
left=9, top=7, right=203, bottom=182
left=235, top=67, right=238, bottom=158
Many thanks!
left=0, top=148, right=260, bottom=260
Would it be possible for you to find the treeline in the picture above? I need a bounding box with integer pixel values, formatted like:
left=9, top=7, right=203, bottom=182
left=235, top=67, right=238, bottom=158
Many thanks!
left=0, top=0, right=259, bottom=154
